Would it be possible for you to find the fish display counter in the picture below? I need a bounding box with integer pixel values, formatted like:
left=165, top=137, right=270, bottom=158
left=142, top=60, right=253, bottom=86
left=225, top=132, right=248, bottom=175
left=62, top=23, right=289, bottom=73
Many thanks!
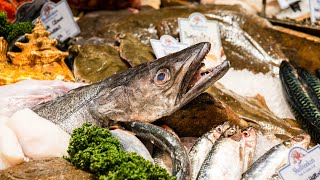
left=0, top=1, right=319, bottom=180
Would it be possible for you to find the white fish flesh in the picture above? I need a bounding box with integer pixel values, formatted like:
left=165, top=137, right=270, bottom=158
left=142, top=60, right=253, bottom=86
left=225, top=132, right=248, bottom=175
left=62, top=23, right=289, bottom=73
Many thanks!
left=0, top=123, right=26, bottom=170
left=6, top=108, right=71, bottom=160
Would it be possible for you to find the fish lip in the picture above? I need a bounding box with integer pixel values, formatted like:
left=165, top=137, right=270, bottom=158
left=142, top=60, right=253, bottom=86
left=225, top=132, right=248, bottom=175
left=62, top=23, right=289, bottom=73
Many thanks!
left=176, top=42, right=230, bottom=105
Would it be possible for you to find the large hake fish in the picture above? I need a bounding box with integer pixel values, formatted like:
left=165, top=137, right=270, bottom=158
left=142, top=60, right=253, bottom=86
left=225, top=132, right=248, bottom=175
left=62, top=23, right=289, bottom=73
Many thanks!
left=33, top=42, right=230, bottom=134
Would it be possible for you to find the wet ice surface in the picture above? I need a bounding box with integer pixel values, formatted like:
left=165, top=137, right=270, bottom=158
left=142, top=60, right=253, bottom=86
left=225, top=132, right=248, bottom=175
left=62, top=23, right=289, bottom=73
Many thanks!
left=252, top=131, right=282, bottom=162
left=218, top=68, right=294, bottom=119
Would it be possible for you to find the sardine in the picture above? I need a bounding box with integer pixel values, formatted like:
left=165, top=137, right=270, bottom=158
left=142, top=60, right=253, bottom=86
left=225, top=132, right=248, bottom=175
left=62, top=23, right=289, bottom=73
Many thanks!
left=196, top=126, right=255, bottom=180
left=33, top=42, right=230, bottom=134
left=122, top=122, right=190, bottom=180
left=241, top=134, right=310, bottom=180
left=241, top=127, right=257, bottom=173
left=279, top=61, right=320, bottom=143
left=110, top=129, right=153, bottom=163
left=189, top=122, right=230, bottom=180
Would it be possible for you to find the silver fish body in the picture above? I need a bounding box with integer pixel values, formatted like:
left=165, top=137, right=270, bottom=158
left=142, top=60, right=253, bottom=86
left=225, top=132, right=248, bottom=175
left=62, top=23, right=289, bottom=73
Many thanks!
left=196, top=126, right=256, bottom=180
left=241, top=127, right=257, bottom=173
left=197, top=136, right=243, bottom=180
left=111, top=129, right=154, bottom=163
left=189, top=122, right=230, bottom=180
left=241, top=134, right=310, bottom=180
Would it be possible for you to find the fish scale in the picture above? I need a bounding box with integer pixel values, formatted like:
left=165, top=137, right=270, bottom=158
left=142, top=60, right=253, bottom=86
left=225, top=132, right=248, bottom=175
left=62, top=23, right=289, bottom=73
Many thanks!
left=279, top=61, right=320, bottom=143
left=298, top=68, right=320, bottom=110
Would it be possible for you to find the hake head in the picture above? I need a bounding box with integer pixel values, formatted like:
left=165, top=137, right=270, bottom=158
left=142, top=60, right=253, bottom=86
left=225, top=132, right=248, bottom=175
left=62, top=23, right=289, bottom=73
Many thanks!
left=92, top=42, right=230, bottom=123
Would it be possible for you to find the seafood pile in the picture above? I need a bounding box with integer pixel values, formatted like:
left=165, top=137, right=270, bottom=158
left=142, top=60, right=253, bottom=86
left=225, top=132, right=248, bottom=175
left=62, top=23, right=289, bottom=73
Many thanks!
left=188, top=123, right=310, bottom=180
left=0, top=3, right=319, bottom=180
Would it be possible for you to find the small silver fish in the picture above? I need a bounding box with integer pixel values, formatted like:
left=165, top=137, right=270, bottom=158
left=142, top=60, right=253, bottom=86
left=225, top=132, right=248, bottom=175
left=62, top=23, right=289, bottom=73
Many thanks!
left=241, top=127, right=257, bottom=173
left=111, top=129, right=154, bottom=163
left=241, top=134, right=310, bottom=180
left=197, top=126, right=255, bottom=180
left=189, top=122, right=230, bottom=180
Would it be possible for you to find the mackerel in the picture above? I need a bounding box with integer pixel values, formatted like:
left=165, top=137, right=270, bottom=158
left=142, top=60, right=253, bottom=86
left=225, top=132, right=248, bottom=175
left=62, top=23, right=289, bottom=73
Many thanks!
left=241, top=134, right=310, bottom=180
left=297, top=68, right=320, bottom=110
left=279, top=61, right=320, bottom=143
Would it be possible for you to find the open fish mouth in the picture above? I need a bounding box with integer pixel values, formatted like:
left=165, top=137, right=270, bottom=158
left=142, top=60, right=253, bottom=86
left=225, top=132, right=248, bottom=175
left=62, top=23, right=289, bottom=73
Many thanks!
left=179, top=42, right=230, bottom=105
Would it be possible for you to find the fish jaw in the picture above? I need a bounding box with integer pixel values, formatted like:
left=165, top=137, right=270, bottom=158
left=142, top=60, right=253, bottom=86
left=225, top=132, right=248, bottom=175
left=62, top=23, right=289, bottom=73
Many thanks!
left=177, top=59, right=230, bottom=108
left=92, top=42, right=229, bottom=123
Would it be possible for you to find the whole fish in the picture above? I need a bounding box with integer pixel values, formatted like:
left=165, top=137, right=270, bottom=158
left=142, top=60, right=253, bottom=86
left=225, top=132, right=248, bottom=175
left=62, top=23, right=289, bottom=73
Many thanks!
left=110, top=129, right=154, bottom=163
left=279, top=61, right=320, bottom=143
left=241, top=127, right=257, bottom=173
left=189, top=122, right=231, bottom=180
left=33, top=42, right=230, bottom=134
left=241, top=134, right=310, bottom=180
left=196, top=126, right=256, bottom=180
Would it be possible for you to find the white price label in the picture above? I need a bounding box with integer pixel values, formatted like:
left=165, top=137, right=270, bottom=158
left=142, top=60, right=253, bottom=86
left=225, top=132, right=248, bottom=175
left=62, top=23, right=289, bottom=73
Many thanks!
left=278, top=145, right=320, bottom=180
left=40, top=0, right=80, bottom=42
left=310, top=0, right=320, bottom=24
left=150, top=35, right=189, bottom=59
left=178, top=12, right=226, bottom=66
left=277, top=0, right=300, bottom=9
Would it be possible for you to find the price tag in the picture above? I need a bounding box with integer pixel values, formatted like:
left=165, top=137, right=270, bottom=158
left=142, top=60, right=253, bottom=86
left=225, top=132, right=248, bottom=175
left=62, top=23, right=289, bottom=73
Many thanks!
left=178, top=12, right=226, bottom=67
left=278, top=145, right=320, bottom=180
left=277, top=0, right=300, bottom=9
left=40, top=0, right=80, bottom=42
left=150, top=35, right=189, bottom=59
left=309, top=0, right=320, bottom=24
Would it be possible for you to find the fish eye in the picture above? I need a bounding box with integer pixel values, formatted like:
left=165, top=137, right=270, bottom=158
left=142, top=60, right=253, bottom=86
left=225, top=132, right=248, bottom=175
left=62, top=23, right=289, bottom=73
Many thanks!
left=243, top=131, right=250, bottom=137
left=216, top=126, right=222, bottom=133
left=154, top=68, right=171, bottom=85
